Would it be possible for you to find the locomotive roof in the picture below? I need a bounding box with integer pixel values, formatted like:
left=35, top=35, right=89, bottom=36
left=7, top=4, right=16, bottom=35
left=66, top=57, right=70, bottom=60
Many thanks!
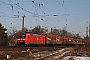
left=32, top=34, right=42, bottom=36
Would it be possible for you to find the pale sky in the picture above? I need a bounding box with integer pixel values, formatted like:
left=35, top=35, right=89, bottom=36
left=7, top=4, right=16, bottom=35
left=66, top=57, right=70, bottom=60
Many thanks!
left=0, top=0, right=90, bottom=37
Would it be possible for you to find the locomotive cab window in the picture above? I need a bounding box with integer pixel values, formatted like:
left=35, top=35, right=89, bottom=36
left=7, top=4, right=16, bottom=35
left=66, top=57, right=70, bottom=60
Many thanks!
left=18, top=35, right=25, bottom=38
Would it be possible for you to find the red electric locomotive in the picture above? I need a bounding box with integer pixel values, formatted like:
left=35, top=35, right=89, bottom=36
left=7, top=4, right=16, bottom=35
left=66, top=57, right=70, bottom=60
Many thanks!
left=17, top=33, right=46, bottom=46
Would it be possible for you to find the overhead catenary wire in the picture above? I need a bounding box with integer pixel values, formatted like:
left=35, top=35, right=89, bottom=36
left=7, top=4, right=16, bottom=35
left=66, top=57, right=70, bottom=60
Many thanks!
left=0, top=0, right=89, bottom=36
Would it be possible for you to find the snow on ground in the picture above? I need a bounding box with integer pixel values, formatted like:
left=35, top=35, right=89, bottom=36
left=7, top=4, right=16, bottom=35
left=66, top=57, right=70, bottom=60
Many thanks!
left=52, top=51, right=70, bottom=60
left=74, top=57, right=90, bottom=60
left=63, top=56, right=90, bottom=60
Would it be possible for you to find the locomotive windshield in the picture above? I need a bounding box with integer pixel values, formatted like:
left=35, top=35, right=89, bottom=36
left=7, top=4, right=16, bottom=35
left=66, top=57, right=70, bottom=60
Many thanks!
left=18, top=35, right=25, bottom=38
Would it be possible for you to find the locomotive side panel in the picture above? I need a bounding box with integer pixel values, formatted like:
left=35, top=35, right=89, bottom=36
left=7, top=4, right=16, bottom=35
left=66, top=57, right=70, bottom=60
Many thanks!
left=25, top=33, right=46, bottom=45
left=25, top=33, right=36, bottom=44
left=34, top=36, right=45, bottom=44
left=39, top=36, right=46, bottom=44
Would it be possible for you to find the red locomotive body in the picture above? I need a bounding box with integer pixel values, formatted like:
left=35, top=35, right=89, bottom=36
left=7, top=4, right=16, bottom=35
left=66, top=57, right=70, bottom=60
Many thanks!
left=27, top=34, right=45, bottom=44
left=17, top=33, right=46, bottom=46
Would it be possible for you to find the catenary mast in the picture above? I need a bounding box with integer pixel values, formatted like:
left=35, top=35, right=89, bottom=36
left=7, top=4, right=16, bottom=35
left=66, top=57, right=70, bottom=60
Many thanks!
left=89, top=19, right=90, bottom=43
left=22, top=15, right=25, bottom=34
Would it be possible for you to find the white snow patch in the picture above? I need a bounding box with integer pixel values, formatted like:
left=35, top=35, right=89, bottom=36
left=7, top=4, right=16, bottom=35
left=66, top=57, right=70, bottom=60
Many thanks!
left=63, top=56, right=90, bottom=60
left=74, top=57, right=90, bottom=60
left=52, top=51, right=70, bottom=60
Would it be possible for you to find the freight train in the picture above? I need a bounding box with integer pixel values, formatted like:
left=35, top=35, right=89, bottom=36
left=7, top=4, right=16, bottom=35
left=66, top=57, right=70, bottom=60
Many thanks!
left=16, top=33, right=87, bottom=46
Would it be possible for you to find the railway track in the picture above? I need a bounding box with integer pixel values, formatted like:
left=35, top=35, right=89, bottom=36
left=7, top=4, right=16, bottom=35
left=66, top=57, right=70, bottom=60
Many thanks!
left=0, top=46, right=67, bottom=60
left=0, top=45, right=89, bottom=60
left=32, top=47, right=73, bottom=60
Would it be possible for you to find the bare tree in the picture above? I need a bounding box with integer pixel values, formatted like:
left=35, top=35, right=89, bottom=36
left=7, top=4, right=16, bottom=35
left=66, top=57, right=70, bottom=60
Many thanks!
left=7, top=26, right=18, bottom=46
left=31, top=25, right=48, bottom=34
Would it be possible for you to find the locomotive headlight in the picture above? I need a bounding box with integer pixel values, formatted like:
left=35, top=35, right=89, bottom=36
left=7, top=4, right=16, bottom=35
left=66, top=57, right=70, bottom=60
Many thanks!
left=18, top=39, right=20, bottom=40
left=23, top=39, right=25, bottom=40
